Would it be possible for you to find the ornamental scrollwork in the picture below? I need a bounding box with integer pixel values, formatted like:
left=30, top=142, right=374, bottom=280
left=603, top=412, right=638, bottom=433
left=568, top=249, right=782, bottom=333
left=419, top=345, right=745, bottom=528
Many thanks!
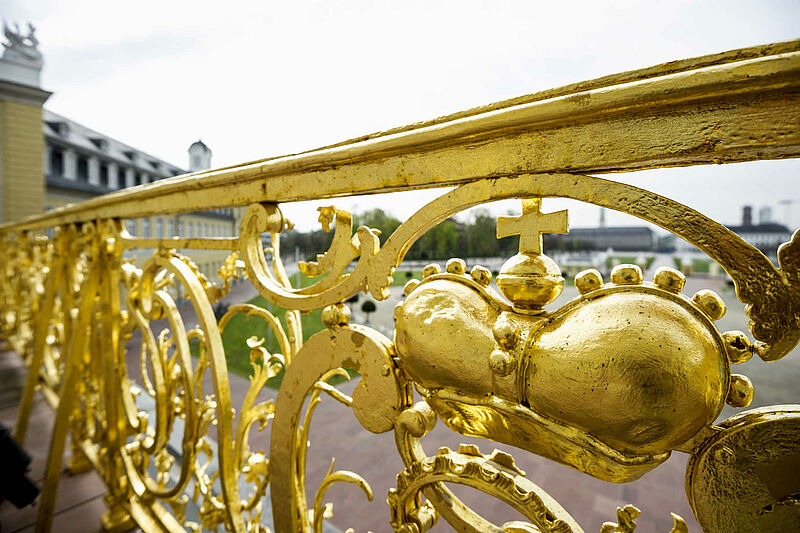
left=1, top=175, right=798, bottom=533
left=249, top=180, right=796, bottom=532
left=240, top=173, right=800, bottom=362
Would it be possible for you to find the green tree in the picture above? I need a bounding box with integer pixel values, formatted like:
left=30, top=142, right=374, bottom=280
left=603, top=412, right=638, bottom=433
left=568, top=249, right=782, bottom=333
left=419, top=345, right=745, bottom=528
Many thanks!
left=465, top=209, right=499, bottom=257
left=408, top=218, right=462, bottom=260
left=434, top=220, right=460, bottom=258
left=357, top=208, right=401, bottom=245
left=361, top=299, right=377, bottom=324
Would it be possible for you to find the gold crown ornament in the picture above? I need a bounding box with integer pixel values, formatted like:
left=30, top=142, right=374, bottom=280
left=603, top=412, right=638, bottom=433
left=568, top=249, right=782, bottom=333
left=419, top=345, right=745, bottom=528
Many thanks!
left=394, top=200, right=752, bottom=483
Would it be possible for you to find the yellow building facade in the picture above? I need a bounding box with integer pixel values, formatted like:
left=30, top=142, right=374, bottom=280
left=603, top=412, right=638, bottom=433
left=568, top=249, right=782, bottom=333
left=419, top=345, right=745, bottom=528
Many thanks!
left=0, top=89, right=48, bottom=223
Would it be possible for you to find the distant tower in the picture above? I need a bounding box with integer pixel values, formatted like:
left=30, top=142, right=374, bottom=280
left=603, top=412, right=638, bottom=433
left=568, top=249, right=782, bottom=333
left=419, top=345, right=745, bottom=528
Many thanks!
left=759, top=206, right=773, bottom=225
left=599, top=207, right=606, bottom=228
left=742, top=206, right=753, bottom=227
left=188, top=139, right=212, bottom=172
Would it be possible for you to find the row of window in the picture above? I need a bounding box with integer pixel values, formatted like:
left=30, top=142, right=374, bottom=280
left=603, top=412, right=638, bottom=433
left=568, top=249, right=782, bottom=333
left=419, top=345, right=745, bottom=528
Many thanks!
left=202, top=261, right=226, bottom=281
left=207, top=208, right=235, bottom=217
left=126, top=218, right=232, bottom=239
left=48, top=146, right=178, bottom=188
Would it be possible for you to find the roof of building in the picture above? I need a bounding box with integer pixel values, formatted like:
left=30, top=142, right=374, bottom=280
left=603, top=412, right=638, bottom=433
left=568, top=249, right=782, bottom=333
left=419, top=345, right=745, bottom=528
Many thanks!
left=567, top=226, right=655, bottom=235
left=727, top=223, right=791, bottom=234
left=43, top=109, right=186, bottom=178
left=189, top=139, right=211, bottom=153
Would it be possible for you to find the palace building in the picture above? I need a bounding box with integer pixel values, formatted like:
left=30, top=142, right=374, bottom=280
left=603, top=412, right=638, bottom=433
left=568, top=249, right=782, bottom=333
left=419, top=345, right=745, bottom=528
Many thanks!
left=546, top=226, right=656, bottom=252
left=0, top=23, right=237, bottom=292
left=673, top=205, right=792, bottom=256
left=42, top=110, right=236, bottom=242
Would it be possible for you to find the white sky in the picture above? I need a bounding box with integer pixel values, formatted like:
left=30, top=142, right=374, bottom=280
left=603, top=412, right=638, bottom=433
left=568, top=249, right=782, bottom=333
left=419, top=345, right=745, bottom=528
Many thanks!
left=4, top=0, right=800, bottom=231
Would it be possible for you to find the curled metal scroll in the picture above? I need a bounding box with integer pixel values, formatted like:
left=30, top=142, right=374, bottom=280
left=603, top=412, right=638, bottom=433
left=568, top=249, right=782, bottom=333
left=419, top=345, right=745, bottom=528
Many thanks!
left=239, top=202, right=381, bottom=312
left=241, top=172, right=799, bottom=360
left=269, top=318, right=406, bottom=532
left=219, top=303, right=289, bottom=517
left=118, top=251, right=246, bottom=532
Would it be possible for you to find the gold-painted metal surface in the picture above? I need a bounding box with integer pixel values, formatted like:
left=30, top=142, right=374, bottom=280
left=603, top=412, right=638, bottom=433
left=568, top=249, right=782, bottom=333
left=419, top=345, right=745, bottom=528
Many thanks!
left=600, top=505, right=688, bottom=533
left=686, top=405, right=800, bottom=533
left=497, top=198, right=569, bottom=255
left=0, top=41, right=798, bottom=532
left=394, top=255, right=732, bottom=482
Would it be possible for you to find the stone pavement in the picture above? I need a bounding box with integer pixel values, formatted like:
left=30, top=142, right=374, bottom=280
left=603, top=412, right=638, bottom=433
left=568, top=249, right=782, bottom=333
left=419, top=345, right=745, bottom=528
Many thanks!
left=0, top=373, right=128, bottom=533
left=0, top=282, right=263, bottom=533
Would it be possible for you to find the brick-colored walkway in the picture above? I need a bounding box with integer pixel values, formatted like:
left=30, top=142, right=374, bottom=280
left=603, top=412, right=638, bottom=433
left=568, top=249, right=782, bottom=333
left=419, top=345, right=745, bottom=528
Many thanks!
left=0, top=358, right=135, bottom=533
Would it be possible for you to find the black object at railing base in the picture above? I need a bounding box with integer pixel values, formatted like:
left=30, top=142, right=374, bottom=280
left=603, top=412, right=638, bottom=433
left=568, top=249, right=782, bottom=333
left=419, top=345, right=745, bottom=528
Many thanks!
left=0, top=423, right=39, bottom=508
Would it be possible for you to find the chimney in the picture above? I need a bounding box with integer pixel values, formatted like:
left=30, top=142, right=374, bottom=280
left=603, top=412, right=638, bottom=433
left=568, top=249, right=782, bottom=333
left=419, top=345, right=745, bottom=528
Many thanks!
left=743, top=206, right=752, bottom=226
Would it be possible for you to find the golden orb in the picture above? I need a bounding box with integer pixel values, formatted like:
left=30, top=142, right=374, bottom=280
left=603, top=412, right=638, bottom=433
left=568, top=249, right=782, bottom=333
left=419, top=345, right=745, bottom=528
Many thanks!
left=496, top=252, right=564, bottom=311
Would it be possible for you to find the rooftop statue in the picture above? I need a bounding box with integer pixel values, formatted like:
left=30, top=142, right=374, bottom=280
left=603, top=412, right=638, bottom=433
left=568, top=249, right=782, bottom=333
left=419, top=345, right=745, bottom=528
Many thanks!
left=2, top=21, right=42, bottom=65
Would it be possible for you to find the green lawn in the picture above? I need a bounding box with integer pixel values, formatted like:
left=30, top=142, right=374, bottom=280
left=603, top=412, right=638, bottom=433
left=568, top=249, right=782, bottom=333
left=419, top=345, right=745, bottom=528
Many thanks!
left=606, top=255, right=655, bottom=270
left=219, top=293, right=326, bottom=388
left=192, top=272, right=328, bottom=389
left=392, top=270, right=423, bottom=285
left=192, top=270, right=381, bottom=389
left=672, top=257, right=712, bottom=273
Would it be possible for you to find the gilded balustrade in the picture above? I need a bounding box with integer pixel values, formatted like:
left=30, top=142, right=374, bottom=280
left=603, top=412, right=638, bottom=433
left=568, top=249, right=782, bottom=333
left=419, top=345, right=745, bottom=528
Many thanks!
left=1, top=40, right=800, bottom=533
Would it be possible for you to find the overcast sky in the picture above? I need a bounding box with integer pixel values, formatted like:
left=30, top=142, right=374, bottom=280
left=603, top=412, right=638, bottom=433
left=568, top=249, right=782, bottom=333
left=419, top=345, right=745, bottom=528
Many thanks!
left=4, top=0, right=799, bottom=232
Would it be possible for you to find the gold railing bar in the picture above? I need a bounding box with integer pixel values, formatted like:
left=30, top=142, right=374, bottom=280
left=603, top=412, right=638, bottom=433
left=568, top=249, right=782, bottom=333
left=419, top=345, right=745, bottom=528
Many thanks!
left=120, top=236, right=240, bottom=250
left=316, top=39, right=800, bottom=152
left=1, top=45, right=799, bottom=232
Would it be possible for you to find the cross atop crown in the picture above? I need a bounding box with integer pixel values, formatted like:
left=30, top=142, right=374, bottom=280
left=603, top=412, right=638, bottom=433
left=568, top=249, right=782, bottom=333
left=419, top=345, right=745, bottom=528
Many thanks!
left=497, top=198, right=569, bottom=255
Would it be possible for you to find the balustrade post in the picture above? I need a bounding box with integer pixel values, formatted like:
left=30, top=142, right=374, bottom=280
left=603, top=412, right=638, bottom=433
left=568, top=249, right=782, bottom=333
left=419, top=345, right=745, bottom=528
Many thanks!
left=35, top=226, right=101, bottom=533
left=98, top=220, right=133, bottom=528
left=14, top=229, right=64, bottom=443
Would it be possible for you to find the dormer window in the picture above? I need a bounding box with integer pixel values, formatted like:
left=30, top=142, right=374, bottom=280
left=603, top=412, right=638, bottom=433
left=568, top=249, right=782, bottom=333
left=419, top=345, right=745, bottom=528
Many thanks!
left=90, top=137, right=109, bottom=151
left=124, top=150, right=138, bottom=163
left=149, top=160, right=160, bottom=170
left=47, top=121, right=69, bottom=137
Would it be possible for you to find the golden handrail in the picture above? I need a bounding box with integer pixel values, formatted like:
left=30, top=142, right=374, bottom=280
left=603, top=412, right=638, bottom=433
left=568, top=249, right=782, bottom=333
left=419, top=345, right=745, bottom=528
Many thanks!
left=1, top=40, right=798, bottom=231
